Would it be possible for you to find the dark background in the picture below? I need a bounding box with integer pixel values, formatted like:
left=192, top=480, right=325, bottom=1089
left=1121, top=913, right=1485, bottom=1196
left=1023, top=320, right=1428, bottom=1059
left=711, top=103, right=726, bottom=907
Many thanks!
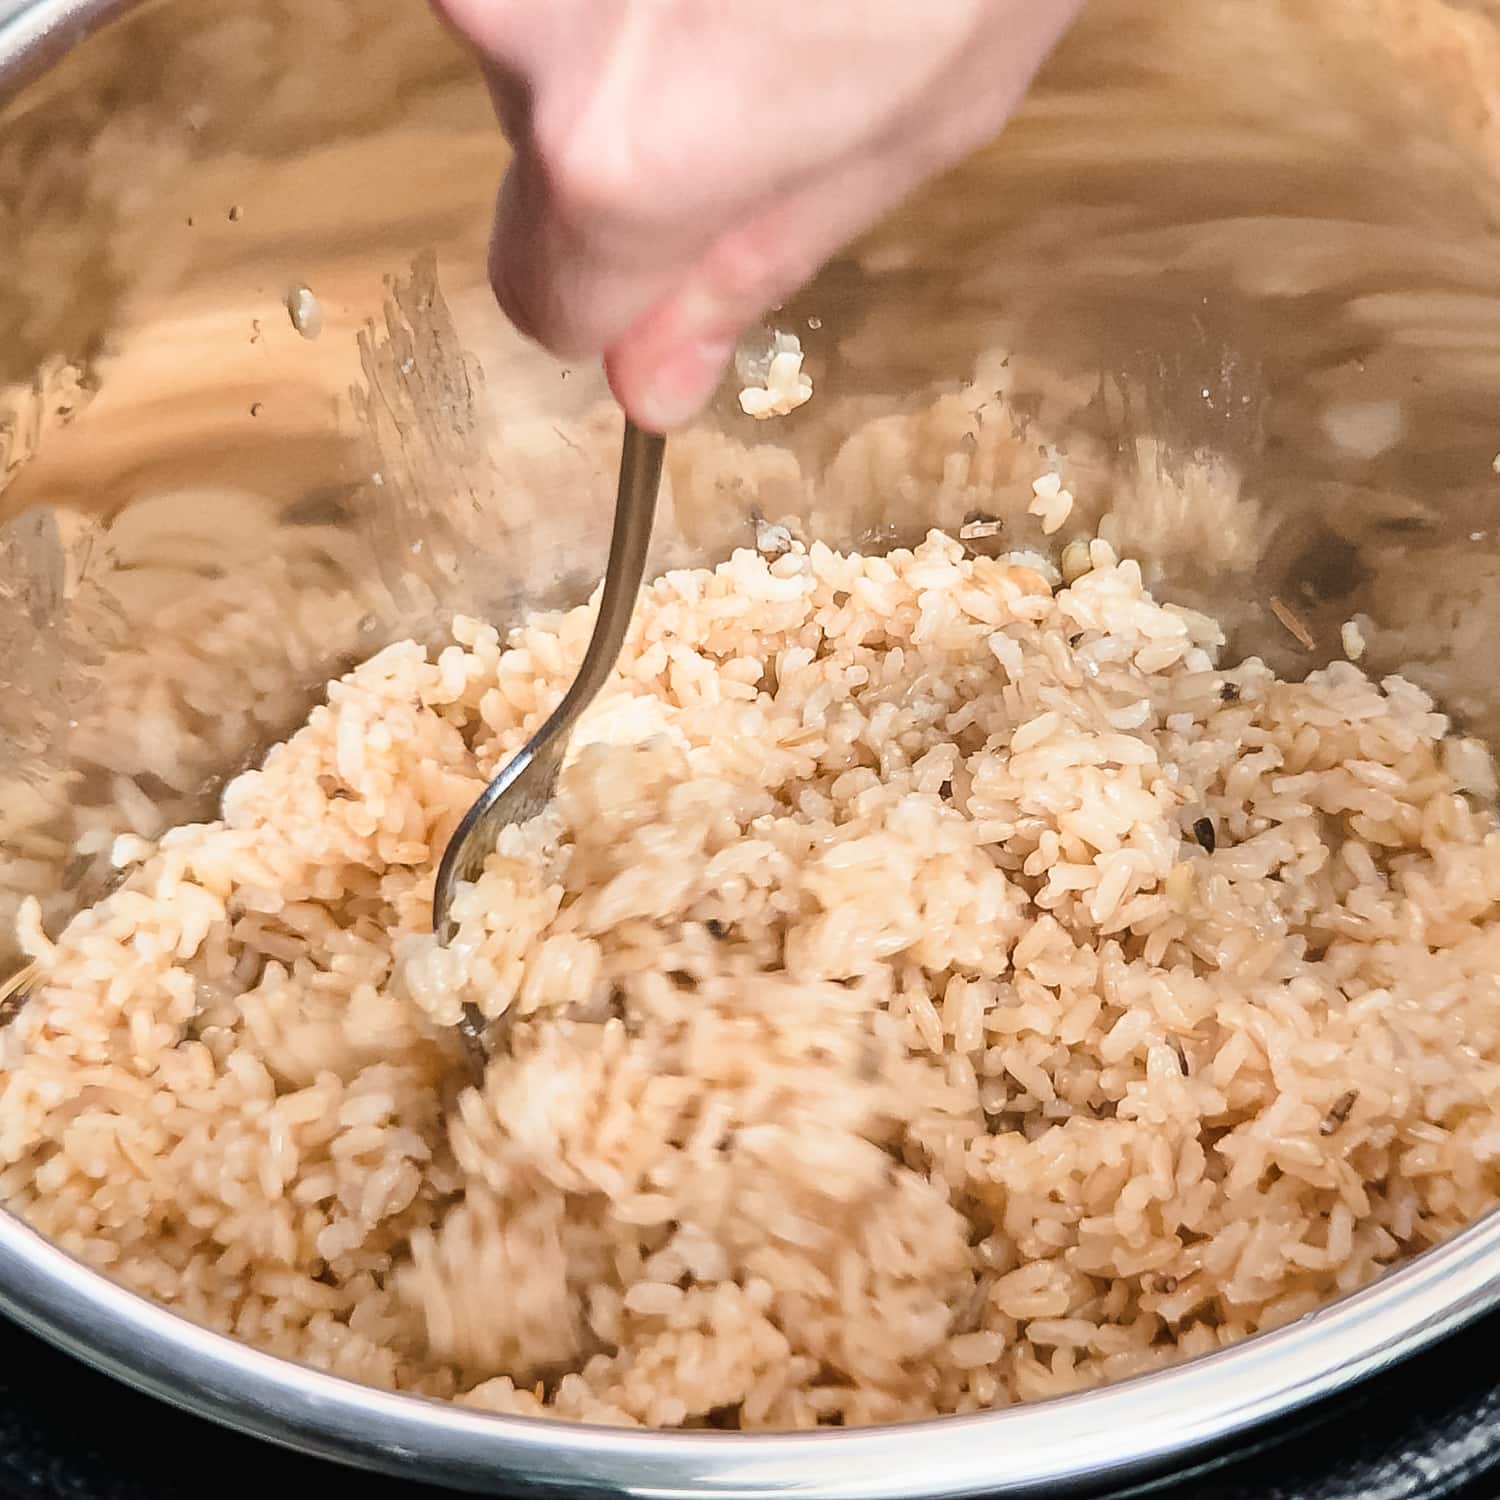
left=1, top=1310, right=1498, bottom=1500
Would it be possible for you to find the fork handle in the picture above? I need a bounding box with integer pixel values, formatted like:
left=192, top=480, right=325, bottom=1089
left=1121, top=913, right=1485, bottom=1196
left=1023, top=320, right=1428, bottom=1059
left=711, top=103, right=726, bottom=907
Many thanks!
left=550, top=418, right=665, bottom=735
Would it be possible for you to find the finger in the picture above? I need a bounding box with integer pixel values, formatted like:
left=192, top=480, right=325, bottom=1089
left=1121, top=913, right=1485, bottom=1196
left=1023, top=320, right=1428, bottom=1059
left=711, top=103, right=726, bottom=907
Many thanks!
left=605, top=0, right=1083, bottom=431
left=605, top=137, right=962, bottom=431
left=432, top=25, right=712, bottom=356
left=487, top=151, right=715, bottom=359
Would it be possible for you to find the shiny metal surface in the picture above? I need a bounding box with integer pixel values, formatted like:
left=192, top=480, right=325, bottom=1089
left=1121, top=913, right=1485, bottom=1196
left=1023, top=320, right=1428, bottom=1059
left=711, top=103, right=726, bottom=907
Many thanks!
left=435, top=418, right=664, bottom=1075
left=4, top=0, right=1500, bottom=1493
left=434, top=419, right=664, bottom=927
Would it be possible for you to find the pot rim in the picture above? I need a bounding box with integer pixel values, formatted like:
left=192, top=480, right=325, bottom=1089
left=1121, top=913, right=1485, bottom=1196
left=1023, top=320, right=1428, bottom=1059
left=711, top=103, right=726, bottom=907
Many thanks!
left=0, top=1189, right=1498, bottom=1496
left=4, top=0, right=1500, bottom=1493
left=0, top=0, right=142, bottom=101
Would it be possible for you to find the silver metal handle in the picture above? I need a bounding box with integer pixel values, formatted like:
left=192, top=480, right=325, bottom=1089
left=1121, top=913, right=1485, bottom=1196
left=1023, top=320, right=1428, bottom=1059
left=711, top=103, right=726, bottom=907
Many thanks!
left=432, top=417, right=665, bottom=937
left=547, top=418, right=665, bottom=738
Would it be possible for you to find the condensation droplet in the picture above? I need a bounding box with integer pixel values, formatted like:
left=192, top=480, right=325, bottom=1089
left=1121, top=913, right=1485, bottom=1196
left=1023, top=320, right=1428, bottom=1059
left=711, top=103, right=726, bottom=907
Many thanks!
left=286, top=286, right=323, bottom=340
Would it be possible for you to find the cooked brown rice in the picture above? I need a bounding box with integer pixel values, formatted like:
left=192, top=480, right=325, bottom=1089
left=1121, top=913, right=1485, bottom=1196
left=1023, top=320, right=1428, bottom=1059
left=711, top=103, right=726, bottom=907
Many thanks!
left=7, top=522, right=1500, bottom=1429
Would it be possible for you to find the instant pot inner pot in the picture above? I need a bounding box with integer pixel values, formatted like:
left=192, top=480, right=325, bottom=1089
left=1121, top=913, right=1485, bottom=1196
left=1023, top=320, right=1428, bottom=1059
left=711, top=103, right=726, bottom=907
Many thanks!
left=5, top=0, right=1500, bottom=969
left=2, top=0, right=1500, bottom=1491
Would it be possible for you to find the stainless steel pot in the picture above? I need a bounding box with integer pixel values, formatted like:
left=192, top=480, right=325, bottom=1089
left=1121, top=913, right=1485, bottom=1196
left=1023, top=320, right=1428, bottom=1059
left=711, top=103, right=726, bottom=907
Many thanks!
left=5, top=0, right=1500, bottom=1494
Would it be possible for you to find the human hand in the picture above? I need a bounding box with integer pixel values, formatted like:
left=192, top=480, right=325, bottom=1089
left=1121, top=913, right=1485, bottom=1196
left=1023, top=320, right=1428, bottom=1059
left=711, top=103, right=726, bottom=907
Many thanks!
left=434, top=0, right=1084, bottom=431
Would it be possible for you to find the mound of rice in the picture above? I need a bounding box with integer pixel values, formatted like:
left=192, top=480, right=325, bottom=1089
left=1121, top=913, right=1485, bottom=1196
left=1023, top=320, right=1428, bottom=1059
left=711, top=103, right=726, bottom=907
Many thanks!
left=7, top=524, right=1500, bottom=1429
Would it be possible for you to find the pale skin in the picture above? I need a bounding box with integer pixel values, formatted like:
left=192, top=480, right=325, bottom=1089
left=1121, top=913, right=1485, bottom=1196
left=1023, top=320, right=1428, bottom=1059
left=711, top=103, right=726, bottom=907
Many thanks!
left=433, top=0, right=1085, bottom=432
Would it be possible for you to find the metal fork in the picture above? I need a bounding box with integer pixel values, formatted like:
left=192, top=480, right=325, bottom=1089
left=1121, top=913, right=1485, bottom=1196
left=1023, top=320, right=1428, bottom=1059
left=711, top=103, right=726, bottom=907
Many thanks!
left=432, top=417, right=666, bottom=1077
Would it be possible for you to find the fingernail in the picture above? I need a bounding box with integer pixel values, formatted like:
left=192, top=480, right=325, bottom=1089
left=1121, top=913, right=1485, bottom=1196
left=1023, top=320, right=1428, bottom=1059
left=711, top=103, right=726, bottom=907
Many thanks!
left=633, top=338, right=733, bottom=432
